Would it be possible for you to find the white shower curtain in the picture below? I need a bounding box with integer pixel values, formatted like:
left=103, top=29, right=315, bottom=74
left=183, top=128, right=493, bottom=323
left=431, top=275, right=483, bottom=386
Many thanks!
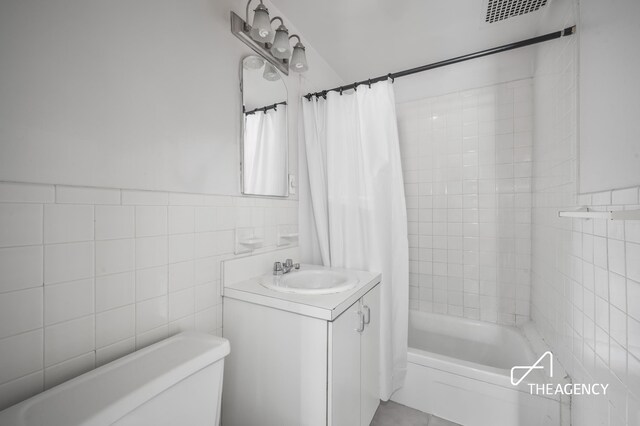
left=244, top=107, right=288, bottom=195
left=301, top=80, right=409, bottom=400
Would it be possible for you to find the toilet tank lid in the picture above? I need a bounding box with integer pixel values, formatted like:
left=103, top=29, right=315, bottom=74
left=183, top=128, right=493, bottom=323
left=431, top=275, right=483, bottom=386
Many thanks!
left=0, top=331, right=230, bottom=426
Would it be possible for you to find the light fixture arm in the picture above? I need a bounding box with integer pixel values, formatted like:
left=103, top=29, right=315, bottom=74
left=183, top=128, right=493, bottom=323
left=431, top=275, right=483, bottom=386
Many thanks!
left=288, top=34, right=301, bottom=44
left=270, top=16, right=284, bottom=27
left=245, top=0, right=264, bottom=25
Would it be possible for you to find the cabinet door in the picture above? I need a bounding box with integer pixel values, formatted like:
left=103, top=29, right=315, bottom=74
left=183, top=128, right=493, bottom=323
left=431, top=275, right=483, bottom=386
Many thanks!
left=329, top=299, right=362, bottom=426
left=360, top=285, right=380, bottom=426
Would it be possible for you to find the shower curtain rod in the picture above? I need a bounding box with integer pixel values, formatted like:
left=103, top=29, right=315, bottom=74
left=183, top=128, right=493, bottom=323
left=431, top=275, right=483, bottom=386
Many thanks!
left=304, top=25, right=576, bottom=100
left=243, top=101, right=287, bottom=115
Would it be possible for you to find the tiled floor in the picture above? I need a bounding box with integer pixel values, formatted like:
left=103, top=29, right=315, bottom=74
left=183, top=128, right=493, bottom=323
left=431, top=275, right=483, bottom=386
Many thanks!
left=371, top=401, right=462, bottom=426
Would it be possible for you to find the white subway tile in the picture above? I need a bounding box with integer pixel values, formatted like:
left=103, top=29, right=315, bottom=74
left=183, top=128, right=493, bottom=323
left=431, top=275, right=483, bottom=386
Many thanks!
left=195, top=281, right=217, bottom=311
left=168, top=315, right=195, bottom=336
left=609, top=273, right=626, bottom=312
left=95, top=239, right=135, bottom=276
left=56, top=186, right=120, bottom=205
left=135, top=206, right=167, bottom=237
left=136, top=296, right=168, bottom=334
left=168, top=193, right=203, bottom=206
left=121, top=190, right=168, bottom=206
left=593, top=237, right=608, bottom=269
left=95, top=271, right=135, bottom=312
left=0, top=246, right=43, bottom=293
left=96, top=337, right=135, bottom=367
left=0, top=182, right=54, bottom=203
left=44, top=242, right=94, bottom=285
left=611, top=187, right=638, bottom=205
left=607, top=239, right=626, bottom=276
left=194, top=257, right=219, bottom=285
left=0, top=288, right=43, bottom=339
left=44, top=352, right=94, bottom=390
left=44, top=315, right=95, bottom=367
left=168, top=287, right=195, bottom=321
left=195, top=307, right=217, bottom=333
left=0, top=371, right=43, bottom=411
left=95, top=205, right=134, bottom=240
left=628, top=279, right=640, bottom=322
left=195, top=207, right=217, bottom=232
left=168, top=233, right=194, bottom=264
left=44, top=279, right=93, bottom=325
left=0, top=204, right=43, bottom=247
left=135, top=325, right=168, bottom=350
left=96, top=305, right=135, bottom=348
left=591, top=191, right=612, bottom=206
left=626, top=218, right=640, bottom=244
left=168, top=261, right=194, bottom=293
left=0, top=329, right=43, bottom=384
left=135, top=236, right=167, bottom=269
left=627, top=242, right=640, bottom=283
left=136, top=266, right=168, bottom=302
left=44, top=204, right=94, bottom=244
left=168, top=206, right=194, bottom=235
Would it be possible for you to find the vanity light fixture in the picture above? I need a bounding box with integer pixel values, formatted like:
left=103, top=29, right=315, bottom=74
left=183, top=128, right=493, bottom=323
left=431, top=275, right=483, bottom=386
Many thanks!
left=243, top=56, right=265, bottom=70
left=288, top=35, right=308, bottom=72
left=247, top=0, right=273, bottom=43
left=263, top=63, right=281, bottom=81
left=231, top=2, right=310, bottom=76
left=270, top=17, right=291, bottom=59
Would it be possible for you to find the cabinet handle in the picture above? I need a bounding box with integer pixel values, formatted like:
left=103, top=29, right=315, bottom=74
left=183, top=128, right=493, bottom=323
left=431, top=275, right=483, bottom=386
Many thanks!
left=363, top=305, right=370, bottom=325
left=356, top=311, right=365, bottom=333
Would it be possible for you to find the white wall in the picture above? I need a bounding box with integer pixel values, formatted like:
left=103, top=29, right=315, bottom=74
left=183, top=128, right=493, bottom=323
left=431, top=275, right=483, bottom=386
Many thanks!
left=531, top=2, right=640, bottom=424
left=0, top=182, right=298, bottom=411
left=397, top=79, right=533, bottom=325
left=0, top=0, right=342, bottom=195
left=0, top=0, right=341, bottom=411
left=579, top=0, right=640, bottom=193
left=394, top=47, right=535, bottom=104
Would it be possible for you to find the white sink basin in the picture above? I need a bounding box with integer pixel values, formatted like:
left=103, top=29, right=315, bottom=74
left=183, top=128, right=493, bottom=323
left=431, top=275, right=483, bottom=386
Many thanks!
left=259, top=267, right=359, bottom=295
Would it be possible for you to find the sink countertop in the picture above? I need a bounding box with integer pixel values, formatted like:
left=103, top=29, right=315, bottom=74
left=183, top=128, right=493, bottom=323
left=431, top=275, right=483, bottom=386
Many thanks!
left=222, top=265, right=381, bottom=321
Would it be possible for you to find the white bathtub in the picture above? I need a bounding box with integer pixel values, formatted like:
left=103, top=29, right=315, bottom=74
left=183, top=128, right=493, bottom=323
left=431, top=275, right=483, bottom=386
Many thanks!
left=391, top=311, right=568, bottom=426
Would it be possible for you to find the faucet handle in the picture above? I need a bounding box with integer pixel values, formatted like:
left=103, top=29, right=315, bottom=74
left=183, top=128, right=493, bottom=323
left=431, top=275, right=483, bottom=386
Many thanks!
left=273, top=262, right=283, bottom=275
left=284, top=259, right=293, bottom=268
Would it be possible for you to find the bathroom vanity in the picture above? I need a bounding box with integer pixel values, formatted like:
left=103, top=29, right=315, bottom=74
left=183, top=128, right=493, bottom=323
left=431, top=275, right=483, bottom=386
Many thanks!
left=222, top=264, right=381, bottom=426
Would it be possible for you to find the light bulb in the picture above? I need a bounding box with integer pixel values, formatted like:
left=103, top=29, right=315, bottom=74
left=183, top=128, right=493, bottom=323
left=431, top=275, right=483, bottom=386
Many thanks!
left=243, top=56, right=265, bottom=70
left=270, top=25, right=291, bottom=59
left=250, top=3, right=274, bottom=43
left=290, top=42, right=308, bottom=72
left=263, top=63, right=280, bottom=81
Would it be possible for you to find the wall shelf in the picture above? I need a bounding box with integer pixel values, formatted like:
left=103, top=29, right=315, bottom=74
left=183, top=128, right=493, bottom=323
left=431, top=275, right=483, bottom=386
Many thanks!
left=558, top=207, right=640, bottom=220
left=277, top=225, right=299, bottom=247
left=235, top=228, right=264, bottom=254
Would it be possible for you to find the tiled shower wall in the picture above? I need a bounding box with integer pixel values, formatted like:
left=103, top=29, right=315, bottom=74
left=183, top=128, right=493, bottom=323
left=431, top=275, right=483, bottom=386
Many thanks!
left=0, top=181, right=297, bottom=410
left=530, top=15, right=640, bottom=426
left=397, top=80, right=533, bottom=325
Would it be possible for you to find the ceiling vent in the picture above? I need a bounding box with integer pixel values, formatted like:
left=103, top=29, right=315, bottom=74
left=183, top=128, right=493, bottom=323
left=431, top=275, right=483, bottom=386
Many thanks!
left=485, top=0, right=548, bottom=23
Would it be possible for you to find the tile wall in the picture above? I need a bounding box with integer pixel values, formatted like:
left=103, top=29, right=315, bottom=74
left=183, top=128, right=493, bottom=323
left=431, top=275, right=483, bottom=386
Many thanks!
left=0, top=181, right=297, bottom=410
left=396, top=79, right=533, bottom=325
left=531, top=16, right=640, bottom=426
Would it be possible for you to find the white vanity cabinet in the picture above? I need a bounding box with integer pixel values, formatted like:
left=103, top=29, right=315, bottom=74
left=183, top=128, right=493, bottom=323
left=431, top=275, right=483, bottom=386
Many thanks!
left=329, top=285, right=380, bottom=426
left=222, top=268, right=381, bottom=426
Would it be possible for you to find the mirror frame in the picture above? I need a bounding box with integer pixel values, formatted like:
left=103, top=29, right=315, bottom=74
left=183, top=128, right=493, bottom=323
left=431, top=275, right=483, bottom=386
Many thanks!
left=239, top=55, right=289, bottom=198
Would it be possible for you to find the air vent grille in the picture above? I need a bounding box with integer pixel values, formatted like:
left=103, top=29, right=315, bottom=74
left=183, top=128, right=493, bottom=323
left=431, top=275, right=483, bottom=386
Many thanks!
left=485, top=0, right=548, bottom=23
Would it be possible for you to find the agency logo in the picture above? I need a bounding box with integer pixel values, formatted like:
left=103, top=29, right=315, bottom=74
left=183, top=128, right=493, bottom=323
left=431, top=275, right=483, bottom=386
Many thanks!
left=511, top=351, right=609, bottom=396
left=511, top=351, right=553, bottom=386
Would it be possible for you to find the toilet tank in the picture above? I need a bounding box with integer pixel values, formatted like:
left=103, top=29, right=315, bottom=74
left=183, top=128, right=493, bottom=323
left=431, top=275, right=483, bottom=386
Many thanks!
left=0, top=331, right=230, bottom=426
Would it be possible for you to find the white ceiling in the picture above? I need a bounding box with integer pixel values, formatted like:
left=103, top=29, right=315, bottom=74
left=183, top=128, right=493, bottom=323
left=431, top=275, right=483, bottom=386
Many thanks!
left=271, top=0, right=559, bottom=82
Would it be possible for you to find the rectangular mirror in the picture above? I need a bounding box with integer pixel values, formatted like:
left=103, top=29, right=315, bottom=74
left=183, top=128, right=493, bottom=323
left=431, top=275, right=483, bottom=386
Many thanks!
left=241, top=55, right=289, bottom=197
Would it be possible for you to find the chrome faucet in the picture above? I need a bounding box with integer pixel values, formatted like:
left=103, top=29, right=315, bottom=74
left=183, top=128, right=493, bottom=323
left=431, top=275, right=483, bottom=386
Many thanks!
left=273, top=259, right=300, bottom=275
